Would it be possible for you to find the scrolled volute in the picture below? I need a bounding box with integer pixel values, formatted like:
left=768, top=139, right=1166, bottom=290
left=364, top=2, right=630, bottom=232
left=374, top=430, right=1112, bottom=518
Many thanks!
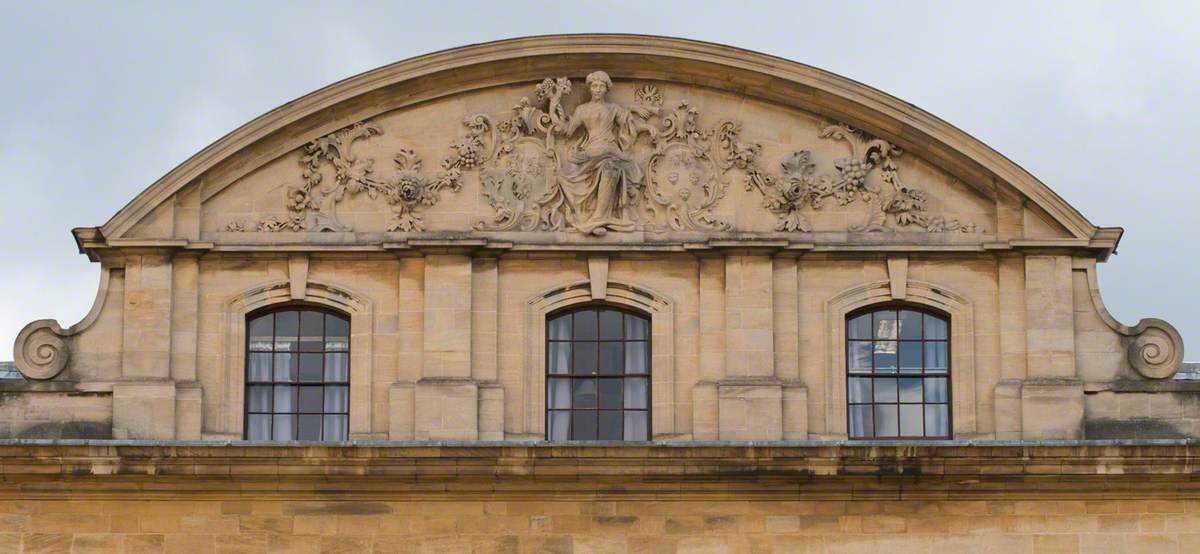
left=13, top=319, right=70, bottom=380
left=1125, top=318, right=1185, bottom=380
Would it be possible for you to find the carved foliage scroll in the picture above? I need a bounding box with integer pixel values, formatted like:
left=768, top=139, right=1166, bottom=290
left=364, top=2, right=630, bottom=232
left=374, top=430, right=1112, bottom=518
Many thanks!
left=717, top=122, right=977, bottom=233
left=226, top=122, right=465, bottom=233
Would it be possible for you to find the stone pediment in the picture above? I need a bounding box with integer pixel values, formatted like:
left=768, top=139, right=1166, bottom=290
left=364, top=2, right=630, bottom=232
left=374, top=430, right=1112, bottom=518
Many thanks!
left=85, top=35, right=1114, bottom=258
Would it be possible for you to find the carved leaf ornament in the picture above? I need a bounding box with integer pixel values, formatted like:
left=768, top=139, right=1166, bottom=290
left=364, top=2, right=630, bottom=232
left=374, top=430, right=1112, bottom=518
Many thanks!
left=228, top=72, right=976, bottom=235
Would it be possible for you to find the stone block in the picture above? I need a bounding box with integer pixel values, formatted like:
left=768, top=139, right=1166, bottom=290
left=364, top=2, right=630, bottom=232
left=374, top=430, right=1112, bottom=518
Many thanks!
left=1020, top=378, right=1083, bottom=440
left=692, top=382, right=718, bottom=440
left=414, top=378, right=478, bottom=440
left=113, top=382, right=177, bottom=440
left=478, top=383, right=505, bottom=441
left=782, top=383, right=808, bottom=440
left=994, top=379, right=1022, bottom=440
left=388, top=382, right=415, bottom=440
left=717, top=378, right=782, bottom=440
left=174, top=382, right=202, bottom=440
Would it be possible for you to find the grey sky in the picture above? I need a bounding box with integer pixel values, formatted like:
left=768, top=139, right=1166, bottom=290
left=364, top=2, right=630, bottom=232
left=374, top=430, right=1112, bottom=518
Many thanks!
left=1, top=1, right=1197, bottom=357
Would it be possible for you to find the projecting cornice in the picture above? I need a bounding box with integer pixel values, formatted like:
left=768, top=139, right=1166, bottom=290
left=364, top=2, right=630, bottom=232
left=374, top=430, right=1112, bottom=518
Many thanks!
left=0, top=441, right=1197, bottom=501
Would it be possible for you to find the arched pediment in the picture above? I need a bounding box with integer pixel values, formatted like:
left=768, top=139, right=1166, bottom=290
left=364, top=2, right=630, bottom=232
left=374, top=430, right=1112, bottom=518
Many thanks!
left=84, top=35, right=1117, bottom=258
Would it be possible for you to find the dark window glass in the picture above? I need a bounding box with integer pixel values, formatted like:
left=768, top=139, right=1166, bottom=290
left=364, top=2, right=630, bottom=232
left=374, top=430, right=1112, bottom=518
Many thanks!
left=546, top=307, right=650, bottom=441
left=245, top=307, right=350, bottom=441
left=846, top=306, right=951, bottom=439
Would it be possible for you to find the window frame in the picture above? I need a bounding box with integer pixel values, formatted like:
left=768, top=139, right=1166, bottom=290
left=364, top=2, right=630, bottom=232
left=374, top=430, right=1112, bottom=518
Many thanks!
left=242, top=304, right=351, bottom=442
left=844, top=303, right=952, bottom=440
left=544, top=303, right=652, bottom=441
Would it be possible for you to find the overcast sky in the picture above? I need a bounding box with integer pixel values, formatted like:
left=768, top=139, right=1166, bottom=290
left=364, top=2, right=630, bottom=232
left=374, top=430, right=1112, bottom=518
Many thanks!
left=1, top=1, right=1196, bottom=360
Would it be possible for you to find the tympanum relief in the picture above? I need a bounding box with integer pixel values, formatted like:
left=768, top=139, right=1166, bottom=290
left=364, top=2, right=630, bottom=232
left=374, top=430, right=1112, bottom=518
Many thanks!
left=227, top=71, right=976, bottom=235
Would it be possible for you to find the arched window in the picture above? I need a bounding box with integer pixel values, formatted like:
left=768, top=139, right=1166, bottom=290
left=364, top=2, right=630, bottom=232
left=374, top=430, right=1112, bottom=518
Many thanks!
left=846, top=305, right=950, bottom=439
left=245, top=306, right=350, bottom=441
left=546, top=306, right=650, bottom=441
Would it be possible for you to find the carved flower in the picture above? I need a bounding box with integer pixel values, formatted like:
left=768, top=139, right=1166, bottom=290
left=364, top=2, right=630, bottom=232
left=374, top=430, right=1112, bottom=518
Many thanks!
left=388, top=172, right=424, bottom=204
left=285, top=187, right=312, bottom=212
left=783, top=181, right=807, bottom=203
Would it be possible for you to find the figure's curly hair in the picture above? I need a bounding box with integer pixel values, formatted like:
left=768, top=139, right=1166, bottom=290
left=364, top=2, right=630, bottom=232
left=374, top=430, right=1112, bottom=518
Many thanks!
left=585, top=71, right=613, bottom=90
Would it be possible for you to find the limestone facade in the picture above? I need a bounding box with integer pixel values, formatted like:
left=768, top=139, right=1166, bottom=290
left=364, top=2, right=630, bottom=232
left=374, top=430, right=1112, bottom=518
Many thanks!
left=3, top=35, right=1196, bottom=552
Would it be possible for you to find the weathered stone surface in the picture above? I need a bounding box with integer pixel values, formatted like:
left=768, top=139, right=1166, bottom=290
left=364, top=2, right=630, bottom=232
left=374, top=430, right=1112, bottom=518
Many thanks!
left=3, top=34, right=1189, bottom=451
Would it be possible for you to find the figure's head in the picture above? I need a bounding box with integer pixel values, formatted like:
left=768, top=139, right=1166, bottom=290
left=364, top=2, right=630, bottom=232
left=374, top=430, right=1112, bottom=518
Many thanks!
left=586, top=71, right=612, bottom=100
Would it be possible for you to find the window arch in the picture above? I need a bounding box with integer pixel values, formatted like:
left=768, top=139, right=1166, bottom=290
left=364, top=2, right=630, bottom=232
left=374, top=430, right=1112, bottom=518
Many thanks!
left=244, top=306, right=350, bottom=441
left=546, top=305, right=650, bottom=441
left=846, top=305, right=951, bottom=439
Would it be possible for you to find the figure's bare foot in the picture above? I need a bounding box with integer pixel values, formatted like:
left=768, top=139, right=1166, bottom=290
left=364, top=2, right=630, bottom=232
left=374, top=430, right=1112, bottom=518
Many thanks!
left=592, top=227, right=607, bottom=237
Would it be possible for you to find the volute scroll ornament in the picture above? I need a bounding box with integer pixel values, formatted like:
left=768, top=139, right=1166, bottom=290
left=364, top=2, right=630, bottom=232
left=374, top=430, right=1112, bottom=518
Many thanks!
left=13, top=319, right=69, bottom=380
left=1125, top=319, right=1185, bottom=380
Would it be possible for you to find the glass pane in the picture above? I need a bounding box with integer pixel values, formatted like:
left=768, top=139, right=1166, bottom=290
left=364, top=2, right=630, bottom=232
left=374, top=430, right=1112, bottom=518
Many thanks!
left=548, top=315, right=571, bottom=340
left=247, top=414, right=270, bottom=440
left=297, top=415, right=322, bottom=440
left=598, top=378, right=622, bottom=409
left=274, top=386, right=296, bottom=413
left=248, top=314, right=274, bottom=351
left=873, top=344, right=897, bottom=373
left=573, top=342, right=597, bottom=375
left=248, top=353, right=272, bottom=382
left=925, top=404, right=949, bottom=437
left=598, top=310, right=623, bottom=340
left=324, top=353, right=349, bottom=382
left=324, top=386, right=348, bottom=413
left=900, top=404, right=924, bottom=436
left=272, top=415, right=295, bottom=441
left=847, top=313, right=871, bottom=340
left=598, top=411, right=622, bottom=440
left=925, top=342, right=948, bottom=373
left=323, top=415, right=348, bottom=441
left=548, top=411, right=570, bottom=441
left=325, top=314, right=350, bottom=350
left=874, top=311, right=898, bottom=340
left=247, top=385, right=272, bottom=412
left=598, top=342, right=623, bottom=375
left=848, top=405, right=873, bottom=438
left=298, top=353, right=323, bottom=382
left=574, top=310, right=597, bottom=340
left=874, top=405, right=898, bottom=437
left=899, top=310, right=923, bottom=340
left=624, top=378, right=648, bottom=409
left=274, top=311, right=298, bottom=350
left=898, top=342, right=922, bottom=373
left=572, top=411, right=597, bottom=440
left=624, top=342, right=647, bottom=374
left=848, top=377, right=872, bottom=403
left=847, top=342, right=872, bottom=372
left=273, top=353, right=296, bottom=382
left=624, top=314, right=648, bottom=340
left=548, top=378, right=571, bottom=409
left=572, top=379, right=597, bottom=409
left=899, top=378, right=923, bottom=403
left=548, top=343, right=570, bottom=375
left=874, top=378, right=898, bottom=402
left=925, top=314, right=948, bottom=340
left=299, top=311, right=324, bottom=352
left=623, top=411, right=648, bottom=441
left=924, top=378, right=948, bottom=403
left=299, top=386, right=323, bottom=413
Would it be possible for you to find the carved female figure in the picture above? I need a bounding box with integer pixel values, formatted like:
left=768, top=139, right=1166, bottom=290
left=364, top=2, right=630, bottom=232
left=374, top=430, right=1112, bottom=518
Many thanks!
left=539, top=71, right=653, bottom=235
